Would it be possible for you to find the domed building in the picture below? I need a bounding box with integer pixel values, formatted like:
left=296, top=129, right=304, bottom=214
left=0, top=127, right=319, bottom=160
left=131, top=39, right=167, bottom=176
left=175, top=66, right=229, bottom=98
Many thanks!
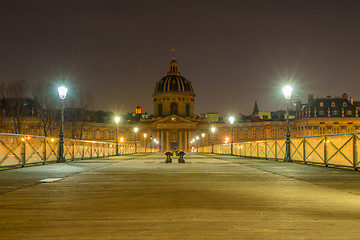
left=141, top=57, right=208, bottom=152
left=153, top=57, right=195, bottom=118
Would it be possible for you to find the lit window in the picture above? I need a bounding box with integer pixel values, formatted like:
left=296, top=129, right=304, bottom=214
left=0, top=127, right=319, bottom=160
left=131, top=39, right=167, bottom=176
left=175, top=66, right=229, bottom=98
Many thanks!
left=320, top=102, right=324, bottom=107
left=343, top=102, right=347, bottom=107
left=331, top=102, right=336, bottom=107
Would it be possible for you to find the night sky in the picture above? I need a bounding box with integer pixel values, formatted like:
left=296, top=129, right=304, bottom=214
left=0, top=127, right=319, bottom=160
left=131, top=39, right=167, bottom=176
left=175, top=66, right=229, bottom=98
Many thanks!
left=1, top=0, right=360, bottom=116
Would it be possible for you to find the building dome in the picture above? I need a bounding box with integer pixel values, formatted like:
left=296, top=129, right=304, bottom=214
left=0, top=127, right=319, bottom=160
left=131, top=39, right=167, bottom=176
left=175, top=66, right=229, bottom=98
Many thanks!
left=153, top=57, right=195, bottom=118
left=154, top=58, right=194, bottom=93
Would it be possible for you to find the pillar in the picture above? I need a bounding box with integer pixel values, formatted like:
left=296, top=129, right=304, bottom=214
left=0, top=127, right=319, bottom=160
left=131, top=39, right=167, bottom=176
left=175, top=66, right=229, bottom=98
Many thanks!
left=166, top=131, right=170, bottom=152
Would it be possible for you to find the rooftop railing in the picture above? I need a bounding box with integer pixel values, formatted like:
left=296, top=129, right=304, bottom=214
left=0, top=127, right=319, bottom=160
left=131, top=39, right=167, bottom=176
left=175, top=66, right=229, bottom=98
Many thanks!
left=203, top=132, right=360, bottom=170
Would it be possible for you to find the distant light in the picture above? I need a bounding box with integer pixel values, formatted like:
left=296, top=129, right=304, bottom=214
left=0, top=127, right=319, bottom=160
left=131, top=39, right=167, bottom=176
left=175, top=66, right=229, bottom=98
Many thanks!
left=211, top=127, right=216, bottom=133
left=283, top=85, right=293, bottom=100
left=114, top=116, right=120, bottom=124
left=120, top=137, right=124, bottom=142
left=226, top=137, right=229, bottom=141
left=202, top=133, right=205, bottom=138
left=134, top=127, right=139, bottom=133
left=144, top=133, right=147, bottom=138
left=196, top=136, right=199, bottom=140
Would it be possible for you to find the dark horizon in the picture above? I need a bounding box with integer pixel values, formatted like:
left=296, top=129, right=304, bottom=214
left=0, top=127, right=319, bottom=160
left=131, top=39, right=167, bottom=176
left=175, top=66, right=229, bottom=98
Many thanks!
left=1, top=0, right=360, bottom=116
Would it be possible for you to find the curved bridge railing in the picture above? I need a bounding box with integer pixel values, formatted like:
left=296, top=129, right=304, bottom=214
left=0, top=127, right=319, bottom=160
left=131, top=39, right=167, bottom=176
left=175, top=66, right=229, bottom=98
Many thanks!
left=0, top=133, right=137, bottom=168
left=203, top=132, right=360, bottom=170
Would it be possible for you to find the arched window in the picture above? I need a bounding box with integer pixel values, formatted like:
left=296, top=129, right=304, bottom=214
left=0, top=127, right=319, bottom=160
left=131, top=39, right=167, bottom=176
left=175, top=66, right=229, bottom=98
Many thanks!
left=331, top=102, right=336, bottom=107
left=158, top=104, right=163, bottom=116
left=186, top=104, right=190, bottom=116
left=170, top=102, right=178, bottom=115
left=319, top=102, right=324, bottom=107
left=343, top=102, right=347, bottom=107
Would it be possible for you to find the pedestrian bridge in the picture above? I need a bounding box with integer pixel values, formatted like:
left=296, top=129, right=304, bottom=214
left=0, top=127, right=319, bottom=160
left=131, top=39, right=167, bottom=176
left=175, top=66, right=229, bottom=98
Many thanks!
left=1, top=153, right=360, bottom=239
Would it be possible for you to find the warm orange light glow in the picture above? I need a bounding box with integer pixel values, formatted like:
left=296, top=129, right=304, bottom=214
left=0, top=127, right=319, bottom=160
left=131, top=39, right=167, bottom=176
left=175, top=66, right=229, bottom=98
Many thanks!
left=225, top=137, right=229, bottom=141
left=120, top=137, right=124, bottom=142
left=225, top=140, right=228, bottom=144
left=144, top=133, right=147, bottom=138
left=51, top=138, right=55, bottom=142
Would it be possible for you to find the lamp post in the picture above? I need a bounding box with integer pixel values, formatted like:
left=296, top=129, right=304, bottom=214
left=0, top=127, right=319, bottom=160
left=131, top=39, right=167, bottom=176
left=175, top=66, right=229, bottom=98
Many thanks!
left=57, top=81, right=68, bottom=162
left=134, top=127, right=138, bottom=153
left=114, top=116, right=120, bottom=156
left=144, top=133, right=147, bottom=153
left=211, top=127, right=216, bottom=154
left=196, top=136, right=199, bottom=153
left=229, top=116, right=235, bottom=155
left=283, top=85, right=293, bottom=162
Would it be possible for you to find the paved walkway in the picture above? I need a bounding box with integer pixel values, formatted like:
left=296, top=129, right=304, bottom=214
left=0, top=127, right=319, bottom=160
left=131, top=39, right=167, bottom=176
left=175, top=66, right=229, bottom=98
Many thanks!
left=1, top=153, right=360, bottom=239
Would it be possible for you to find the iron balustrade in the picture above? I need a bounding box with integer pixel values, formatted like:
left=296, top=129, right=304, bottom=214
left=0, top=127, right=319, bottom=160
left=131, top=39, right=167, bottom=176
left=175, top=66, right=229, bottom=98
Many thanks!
left=203, top=132, right=360, bottom=170
left=0, top=133, right=144, bottom=168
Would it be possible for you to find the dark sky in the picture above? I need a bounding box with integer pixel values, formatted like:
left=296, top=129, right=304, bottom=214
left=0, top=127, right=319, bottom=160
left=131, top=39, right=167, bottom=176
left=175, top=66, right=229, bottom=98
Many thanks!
left=1, top=0, right=360, bottom=115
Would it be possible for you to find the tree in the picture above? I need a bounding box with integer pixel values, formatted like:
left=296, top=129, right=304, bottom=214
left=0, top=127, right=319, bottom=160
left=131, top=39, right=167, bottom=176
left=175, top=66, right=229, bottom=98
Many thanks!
left=6, top=80, right=28, bottom=134
left=66, top=88, right=93, bottom=139
left=32, top=82, right=58, bottom=136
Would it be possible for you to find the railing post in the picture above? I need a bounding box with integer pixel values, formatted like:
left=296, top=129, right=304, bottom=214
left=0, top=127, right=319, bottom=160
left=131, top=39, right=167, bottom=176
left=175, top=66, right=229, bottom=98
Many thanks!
left=275, top=140, right=278, bottom=161
left=353, top=134, right=358, bottom=171
left=21, top=138, right=26, bottom=167
left=82, top=144, right=85, bottom=160
left=72, top=141, right=75, bottom=161
left=257, top=141, right=259, bottom=158
left=303, top=138, right=306, bottom=164
left=90, top=143, right=93, bottom=159
left=43, top=137, right=47, bottom=165
left=324, top=136, right=328, bottom=167
left=265, top=140, right=268, bottom=160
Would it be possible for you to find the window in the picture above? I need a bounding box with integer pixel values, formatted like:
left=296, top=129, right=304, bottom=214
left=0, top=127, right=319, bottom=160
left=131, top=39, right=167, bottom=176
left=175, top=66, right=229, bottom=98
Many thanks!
left=272, top=129, right=278, bottom=139
left=170, top=102, right=178, bottom=115
left=331, top=102, right=336, bottom=107
left=320, top=102, right=324, bottom=107
left=343, top=102, right=347, bottom=107
left=158, top=104, right=163, bottom=116
left=234, top=129, right=239, bottom=140
left=186, top=104, right=190, bottom=116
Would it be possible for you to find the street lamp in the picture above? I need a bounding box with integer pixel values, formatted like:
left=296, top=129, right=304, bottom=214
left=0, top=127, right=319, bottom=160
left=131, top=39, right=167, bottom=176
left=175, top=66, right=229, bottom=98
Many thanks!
left=211, top=127, right=216, bottom=153
left=229, top=116, right=235, bottom=155
left=283, top=85, right=293, bottom=162
left=114, top=116, right=120, bottom=156
left=144, top=133, right=147, bottom=153
left=134, top=127, right=139, bottom=153
left=57, top=80, right=68, bottom=162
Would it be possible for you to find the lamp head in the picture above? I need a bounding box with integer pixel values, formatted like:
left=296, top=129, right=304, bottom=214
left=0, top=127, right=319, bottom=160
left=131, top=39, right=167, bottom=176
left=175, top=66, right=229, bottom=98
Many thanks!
left=114, top=116, right=120, bottom=124
left=211, top=127, right=216, bottom=133
left=134, top=127, right=138, bottom=133
left=283, top=85, right=293, bottom=100
left=229, top=116, right=235, bottom=124
left=58, top=86, right=68, bottom=100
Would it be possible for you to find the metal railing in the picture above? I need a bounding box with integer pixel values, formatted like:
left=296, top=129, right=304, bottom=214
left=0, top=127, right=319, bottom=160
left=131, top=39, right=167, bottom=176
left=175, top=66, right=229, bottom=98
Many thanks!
left=0, top=133, right=138, bottom=168
left=203, top=132, right=360, bottom=170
